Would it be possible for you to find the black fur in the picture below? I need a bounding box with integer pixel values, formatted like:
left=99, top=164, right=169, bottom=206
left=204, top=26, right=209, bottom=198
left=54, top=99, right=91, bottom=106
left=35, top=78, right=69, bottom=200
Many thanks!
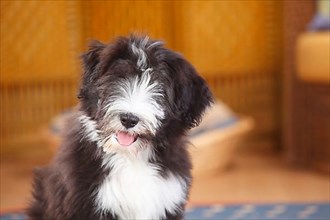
left=27, top=35, right=213, bottom=220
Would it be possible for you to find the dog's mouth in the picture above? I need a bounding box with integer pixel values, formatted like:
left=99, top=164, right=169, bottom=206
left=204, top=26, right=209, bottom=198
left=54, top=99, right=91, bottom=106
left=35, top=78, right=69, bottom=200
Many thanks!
left=115, top=131, right=138, bottom=146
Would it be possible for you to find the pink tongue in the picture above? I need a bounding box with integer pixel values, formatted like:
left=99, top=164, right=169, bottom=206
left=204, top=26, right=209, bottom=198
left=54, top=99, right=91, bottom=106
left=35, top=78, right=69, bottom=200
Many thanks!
left=116, top=132, right=136, bottom=146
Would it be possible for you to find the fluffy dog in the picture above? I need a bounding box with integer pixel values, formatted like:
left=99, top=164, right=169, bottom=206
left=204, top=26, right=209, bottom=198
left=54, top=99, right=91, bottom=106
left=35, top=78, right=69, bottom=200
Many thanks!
left=27, top=35, right=213, bottom=220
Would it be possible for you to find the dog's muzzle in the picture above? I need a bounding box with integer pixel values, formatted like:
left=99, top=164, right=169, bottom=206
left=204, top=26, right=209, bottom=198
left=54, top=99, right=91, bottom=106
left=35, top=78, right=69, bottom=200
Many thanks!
left=114, top=113, right=140, bottom=147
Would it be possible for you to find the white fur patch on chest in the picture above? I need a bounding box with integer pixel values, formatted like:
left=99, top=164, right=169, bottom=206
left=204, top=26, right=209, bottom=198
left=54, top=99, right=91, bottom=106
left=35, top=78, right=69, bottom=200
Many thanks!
left=95, top=154, right=186, bottom=220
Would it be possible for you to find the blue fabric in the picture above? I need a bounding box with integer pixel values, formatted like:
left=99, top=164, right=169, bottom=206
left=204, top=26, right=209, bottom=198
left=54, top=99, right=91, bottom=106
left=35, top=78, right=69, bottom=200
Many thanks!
left=309, top=14, right=330, bottom=31
left=189, top=116, right=239, bottom=137
left=0, top=213, right=25, bottom=220
left=185, top=203, right=330, bottom=220
left=1, top=203, right=329, bottom=220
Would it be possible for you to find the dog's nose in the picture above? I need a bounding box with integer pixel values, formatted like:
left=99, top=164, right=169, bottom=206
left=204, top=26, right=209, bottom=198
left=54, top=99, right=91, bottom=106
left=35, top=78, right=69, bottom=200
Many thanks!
left=120, top=113, right=139, bottom=128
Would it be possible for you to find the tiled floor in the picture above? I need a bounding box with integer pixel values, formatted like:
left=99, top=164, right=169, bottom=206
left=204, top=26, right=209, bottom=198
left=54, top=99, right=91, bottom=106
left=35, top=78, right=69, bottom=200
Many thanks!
left=1, top=143, right=329, bottom=212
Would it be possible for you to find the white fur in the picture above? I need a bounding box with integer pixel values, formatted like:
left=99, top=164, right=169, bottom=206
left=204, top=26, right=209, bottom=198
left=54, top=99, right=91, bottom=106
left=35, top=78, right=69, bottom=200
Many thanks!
left=96, top=152, right=187, bottom=220
left=104, top=71, right=165, bottom=135
left=79, top=114, right=101, bottom=144
left=131, top=36, right=149, bottom=70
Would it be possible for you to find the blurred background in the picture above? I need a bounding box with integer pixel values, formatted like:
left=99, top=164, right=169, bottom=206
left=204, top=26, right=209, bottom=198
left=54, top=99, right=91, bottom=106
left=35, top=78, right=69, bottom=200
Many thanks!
left=1, top=0, right=329, bottom=217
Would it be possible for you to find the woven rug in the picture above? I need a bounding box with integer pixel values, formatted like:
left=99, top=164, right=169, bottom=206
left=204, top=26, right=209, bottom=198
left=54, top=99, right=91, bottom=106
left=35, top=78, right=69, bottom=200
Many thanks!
left=1, top=203, right=329, bottom=220
left=185, top=203, right=329, bottom=220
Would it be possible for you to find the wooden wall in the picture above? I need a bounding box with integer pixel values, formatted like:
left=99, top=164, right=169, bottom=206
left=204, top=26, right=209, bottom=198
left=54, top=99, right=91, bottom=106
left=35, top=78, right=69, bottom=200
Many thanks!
left=83, top=1, right=174, bottom=47
left=1, top=1, right=83, bottom=153
left=0, top=0, right=283, bottom=154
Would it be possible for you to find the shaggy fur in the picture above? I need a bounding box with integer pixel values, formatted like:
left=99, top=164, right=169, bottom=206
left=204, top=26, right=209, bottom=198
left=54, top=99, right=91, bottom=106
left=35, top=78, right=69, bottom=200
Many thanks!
left=27, top=35, right=213, bottom=220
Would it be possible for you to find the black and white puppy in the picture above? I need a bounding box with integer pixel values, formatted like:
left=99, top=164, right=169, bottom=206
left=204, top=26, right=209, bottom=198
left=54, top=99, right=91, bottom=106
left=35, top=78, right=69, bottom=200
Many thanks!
left=28, top=35, right=213, bottom=220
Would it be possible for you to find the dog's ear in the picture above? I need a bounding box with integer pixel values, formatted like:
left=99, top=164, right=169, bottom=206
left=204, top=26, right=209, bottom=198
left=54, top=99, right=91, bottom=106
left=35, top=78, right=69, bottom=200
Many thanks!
left=174, top=58, right=214, bottom=128
left=78, top=40, right=105, bottom=116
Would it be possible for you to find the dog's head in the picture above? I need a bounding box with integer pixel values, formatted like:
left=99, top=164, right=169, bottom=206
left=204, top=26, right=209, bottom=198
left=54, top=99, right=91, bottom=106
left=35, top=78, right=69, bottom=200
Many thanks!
left=78, top=35, right=213, bottom=157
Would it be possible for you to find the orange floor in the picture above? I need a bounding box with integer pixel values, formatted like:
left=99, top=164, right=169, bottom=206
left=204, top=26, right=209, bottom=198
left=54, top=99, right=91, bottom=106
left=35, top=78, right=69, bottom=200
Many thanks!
left=1, top=143, right=329, bottom=212
left=190, top=146, right=329, bottom=205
